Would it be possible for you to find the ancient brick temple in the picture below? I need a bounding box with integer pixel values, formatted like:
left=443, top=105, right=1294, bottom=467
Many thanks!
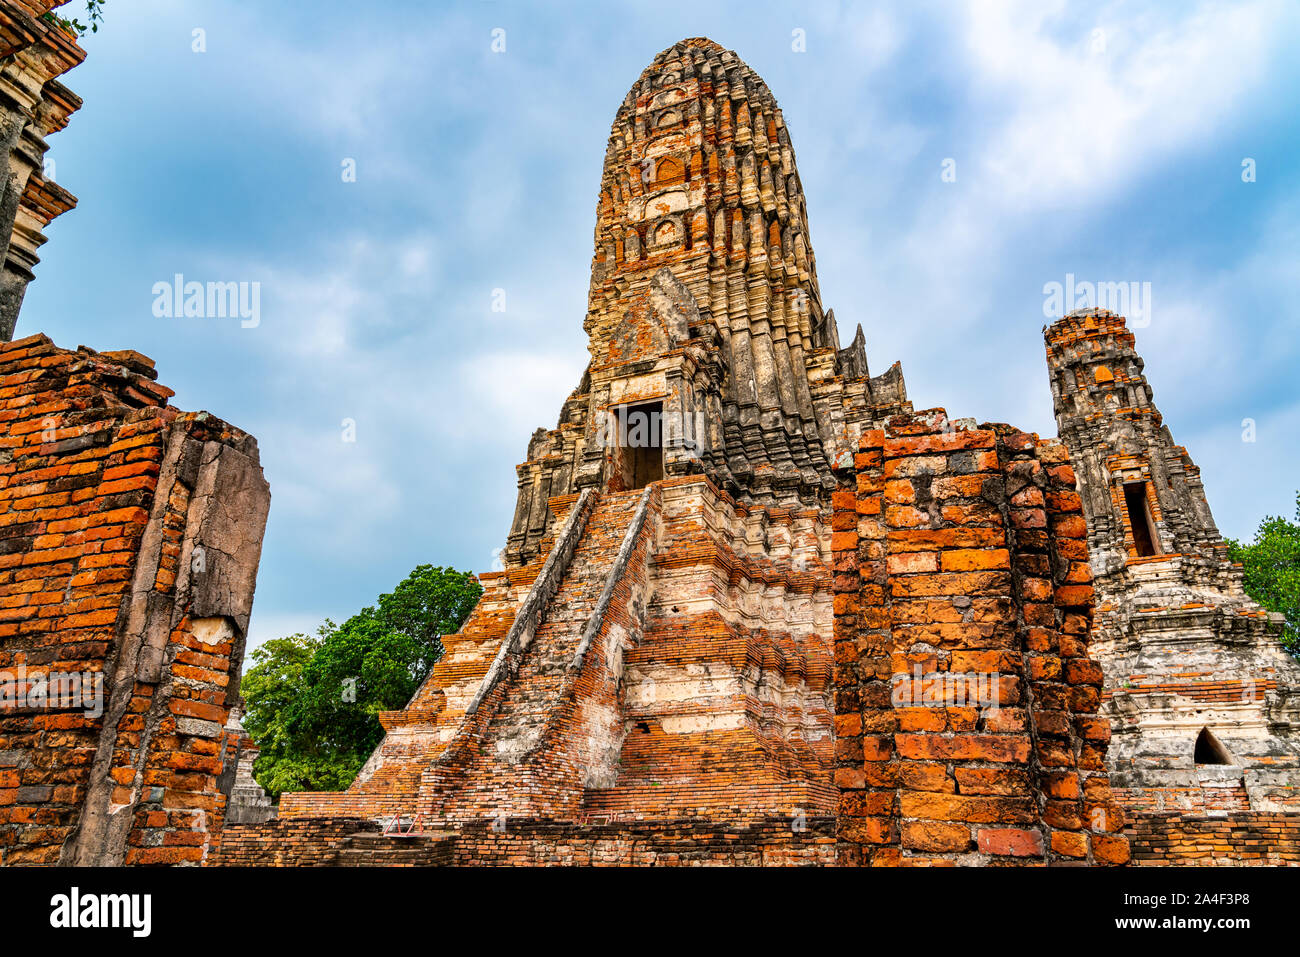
left=2, top=23, right=1295, bottom=867
left=1046, top=310, right=1300, bottom=821
left=273, top=38, right=1132, bottom=866
left=282, top=36, right=906, bottom=830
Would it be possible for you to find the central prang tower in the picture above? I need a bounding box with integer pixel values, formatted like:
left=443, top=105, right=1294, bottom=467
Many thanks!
left=283, top=37, right=911, bottom=830
left=505, top=37, right=907, bottom=565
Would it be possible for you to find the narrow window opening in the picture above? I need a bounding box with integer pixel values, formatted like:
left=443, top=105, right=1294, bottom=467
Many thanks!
left=616, top=401, right=663, bottom=490
left=1123, top=482, right=1161, bottom=557
left=1194, top=727, right=1232, bottom=765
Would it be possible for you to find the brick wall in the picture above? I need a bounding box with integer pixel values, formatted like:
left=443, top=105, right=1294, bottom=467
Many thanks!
left=1113, top=779, right=1252, bottom=817
left=0, top=334, right=269, bottom=864
left=216, top=809, right=1300, bottom=868
left=450, top=815, right=835, bottom=865
left=214, top=815, right=829, bottom=866
left=211, top=818, right=373, bottom=866
left=1128, top=813, right=1300, bottom=866
left=832, top=409, right=1129, bottom=865
left=210, top=818, right=454, bottom=867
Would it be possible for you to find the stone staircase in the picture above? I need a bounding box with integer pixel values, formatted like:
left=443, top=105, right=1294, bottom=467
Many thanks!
left=275, top=569, right=526, bottom=819
left=279, top=477, right=840, bottom=828
left=580, top=477, right=838, bottom=819
left=351, top=571, right=526, bottom=795
left=483, top=490, right=644, bottom=764
left=420, top=488, right=654, bottom=821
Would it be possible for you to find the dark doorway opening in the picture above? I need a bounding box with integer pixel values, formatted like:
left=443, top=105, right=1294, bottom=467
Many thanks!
left=1194, top=727, right=1232, bottom=765
left=1123, top=482, right=1161, bottom=557
left=617, top=401, right=663, bottom=490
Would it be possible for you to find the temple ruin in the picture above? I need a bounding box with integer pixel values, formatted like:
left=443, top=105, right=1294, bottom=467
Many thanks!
left=1046, top=310, right=1300, bottom=822
left=0, top=18, right=1296, bottom=866
left=268, top=38, right=1135, bottom=866
left=0, top=0, right=83, bottom=341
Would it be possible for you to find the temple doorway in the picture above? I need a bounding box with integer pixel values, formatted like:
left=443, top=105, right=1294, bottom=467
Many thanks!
left=616, top=401, right=663, bottom=489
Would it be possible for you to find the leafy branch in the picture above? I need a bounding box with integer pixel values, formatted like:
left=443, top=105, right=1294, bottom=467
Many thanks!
left=42, top=0, right=106, bottom=38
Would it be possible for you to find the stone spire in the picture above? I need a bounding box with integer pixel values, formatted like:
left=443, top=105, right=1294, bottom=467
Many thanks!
left=1045, top=308, right=1224, bottom=575
left=1046, top=308, right=1300, bottom=813
left=506, top=38, right=909, bottom=564
left=582, top=37, right=837, bottom=496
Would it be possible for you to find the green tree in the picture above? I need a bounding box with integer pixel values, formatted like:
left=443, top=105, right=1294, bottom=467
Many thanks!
left=370, top=563, right=483, bottom=670
left=241, top=565, right=482, bottom=798
left=239, top=631, right=358, bottom=796
left=1227, top=491, right=1300, bottom=656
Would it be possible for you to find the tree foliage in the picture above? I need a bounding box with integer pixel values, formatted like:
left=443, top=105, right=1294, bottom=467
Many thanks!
left=241, top=565, right=482, bottom=798
left=1227, top=491, right=1300, bottom=656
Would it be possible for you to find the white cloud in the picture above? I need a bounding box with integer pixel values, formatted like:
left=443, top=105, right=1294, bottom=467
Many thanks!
left=449, top=350, right=587, bottom=442
left=1142, top=191, right=1300, bottom=403
left=214, top=233, right=440, bottom=361
left=258, top=424, right=403, bottom=548
left=846, top=7, right=905, bottom=65
left=963, top=0, right=1278, bottom=209
left=809, top=0, right=1296, bottom=431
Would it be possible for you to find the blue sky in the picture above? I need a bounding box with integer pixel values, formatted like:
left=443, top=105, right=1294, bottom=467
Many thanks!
left=20, top=0, right=1300, bottom=649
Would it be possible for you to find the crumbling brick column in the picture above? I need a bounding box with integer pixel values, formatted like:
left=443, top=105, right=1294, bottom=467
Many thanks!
left=831, top=429, right=895, bottom=863
left=0, top=334, right=269, bottom=865
left=833, top=410, right=1128, bottom=865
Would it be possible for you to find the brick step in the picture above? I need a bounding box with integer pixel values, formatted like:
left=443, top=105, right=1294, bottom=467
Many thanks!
left=480, top=490, right=641, bottom=744
left=322, top=490, right=645, bottom=816
left=344, top=835, right=439, bottom=847
left=377, top=708, right=442, bottom=731
left=334, top=833, right=447, bottom=866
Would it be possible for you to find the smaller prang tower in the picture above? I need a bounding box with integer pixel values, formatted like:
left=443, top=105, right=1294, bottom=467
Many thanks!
left=1046, top=308, right=1300, bottom=814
